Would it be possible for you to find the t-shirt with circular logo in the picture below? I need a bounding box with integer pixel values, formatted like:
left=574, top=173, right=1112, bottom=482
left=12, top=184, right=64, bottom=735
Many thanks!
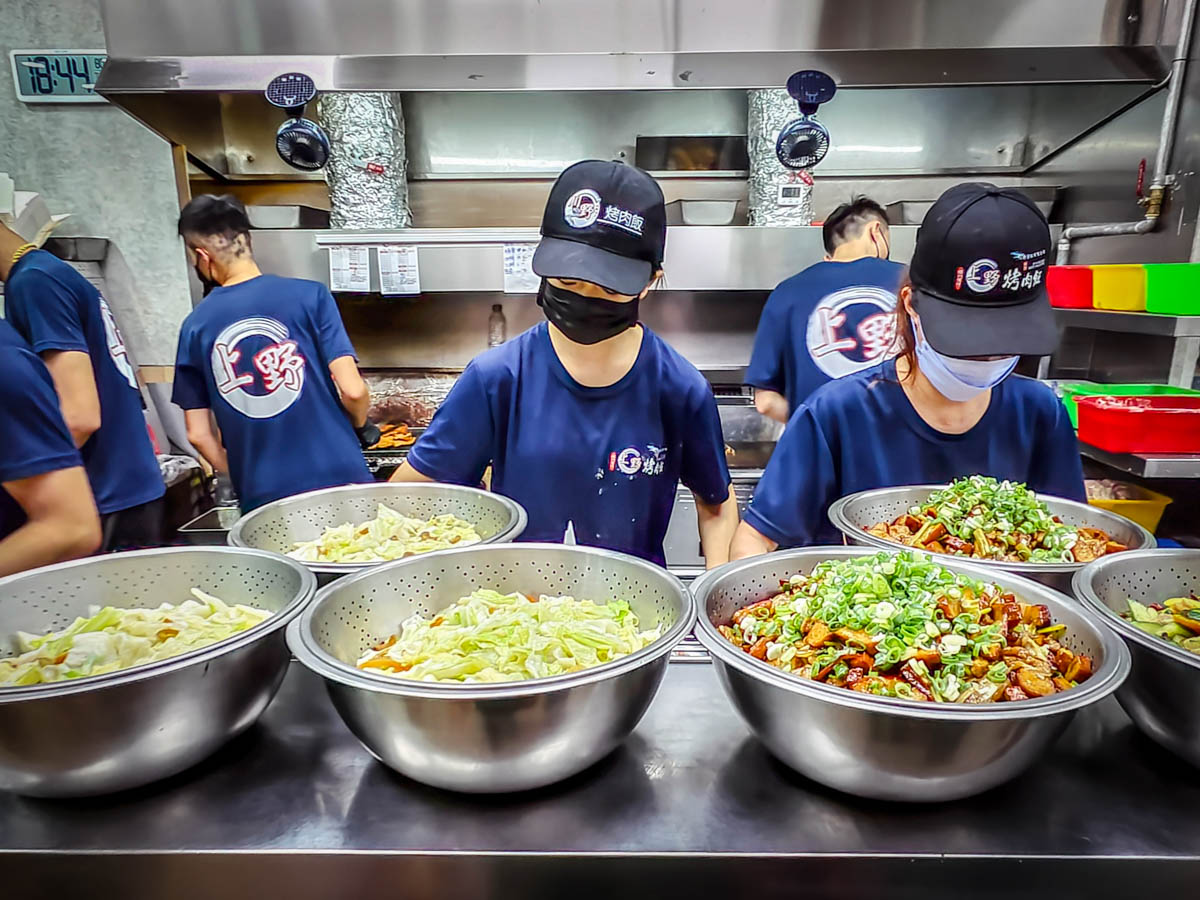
left=171, top=275, right=371, bottom=511
left=745, top=257, right=904, bottom=411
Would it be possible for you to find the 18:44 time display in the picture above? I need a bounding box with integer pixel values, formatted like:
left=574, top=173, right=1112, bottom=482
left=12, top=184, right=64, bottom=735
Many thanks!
left=10, top=51, right=107, bottom=103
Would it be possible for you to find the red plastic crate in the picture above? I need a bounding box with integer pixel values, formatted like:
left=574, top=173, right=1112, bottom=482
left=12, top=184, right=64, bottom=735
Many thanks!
left=1047, top=265, right=1093, bottom=308
left=1076, top=395, right=1200, bottom=454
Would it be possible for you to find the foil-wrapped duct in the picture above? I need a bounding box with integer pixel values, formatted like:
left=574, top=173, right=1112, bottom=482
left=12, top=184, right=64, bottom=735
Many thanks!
left=317, top=92, right=412, bottom=229
left=747, top=90, right=815, bottom=226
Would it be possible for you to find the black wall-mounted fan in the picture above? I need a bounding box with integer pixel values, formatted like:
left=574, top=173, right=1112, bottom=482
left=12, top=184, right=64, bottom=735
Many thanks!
left=775, top=70, right=837, bottom=170
left=266, top=72, right=329, bottom=172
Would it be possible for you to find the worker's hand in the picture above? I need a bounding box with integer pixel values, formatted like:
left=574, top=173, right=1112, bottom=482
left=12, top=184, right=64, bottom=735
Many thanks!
left=356, top=422, right=382, bottom=450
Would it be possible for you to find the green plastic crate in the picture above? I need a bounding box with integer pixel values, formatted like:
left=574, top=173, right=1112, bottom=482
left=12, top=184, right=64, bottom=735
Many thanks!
left=1145, top=263, right=1200, bottom=315
left=1059, top=382, right=1200, bottom=429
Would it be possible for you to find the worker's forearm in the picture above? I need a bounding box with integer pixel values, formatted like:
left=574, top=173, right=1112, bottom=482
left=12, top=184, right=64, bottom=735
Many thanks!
left=697, top=486, right=740, bottom=568
left=0, top=517, right=99, bottom=577
left=388, top=461, right=436, bottom=484
left=341, top=391, right=370, bottom=428
left=754, top=389, right=789, bottom=425
left=190, top=435, right=229, bottom=474
left=729, top=521, right=777, bottom=561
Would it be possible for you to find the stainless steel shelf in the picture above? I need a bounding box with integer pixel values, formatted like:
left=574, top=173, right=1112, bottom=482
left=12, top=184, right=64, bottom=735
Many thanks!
left=1055, top=308, right=1200, bottom=337
left=255, top=226, right=922, bottom=293
left=1079, top=441, right=1200, bottom=478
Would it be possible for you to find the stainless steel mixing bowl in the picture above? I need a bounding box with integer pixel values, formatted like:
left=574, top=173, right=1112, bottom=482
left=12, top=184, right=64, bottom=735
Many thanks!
left=1072, top=548, right=1200, bottom=766
left=287, top=543, right=692, bottom=792
left=228, top=482, right=527, bottom=579
left=692, top=546, right=1130, bottom=802
left=0, top=547, right=315, bottom=797
left=828, top=484, right=1154, bottom=592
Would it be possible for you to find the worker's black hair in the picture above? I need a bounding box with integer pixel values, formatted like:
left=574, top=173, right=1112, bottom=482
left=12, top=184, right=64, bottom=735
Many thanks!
left=822, top=196, right=889, bottom=254
left=178, top=194, right=252, bottom=252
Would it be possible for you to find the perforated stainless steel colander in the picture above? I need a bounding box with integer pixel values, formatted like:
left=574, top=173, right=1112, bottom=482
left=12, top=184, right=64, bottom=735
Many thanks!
left=227, top=482, right=528, bottom=577
left=0, top=546, right=315, bottom=797
left=288, top=542, right=693, bottom=792
left=828, top=484, right=1155, bottom=592
left=1073, top=549, right=1200, bottom=766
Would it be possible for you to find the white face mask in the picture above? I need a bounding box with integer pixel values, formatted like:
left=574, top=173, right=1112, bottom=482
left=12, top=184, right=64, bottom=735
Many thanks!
left=911, top=313, right=1018, bottom=402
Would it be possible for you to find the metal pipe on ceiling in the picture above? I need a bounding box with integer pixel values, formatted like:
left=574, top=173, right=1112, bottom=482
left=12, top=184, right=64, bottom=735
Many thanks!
left=1056, top=0, right=1198, bottom=265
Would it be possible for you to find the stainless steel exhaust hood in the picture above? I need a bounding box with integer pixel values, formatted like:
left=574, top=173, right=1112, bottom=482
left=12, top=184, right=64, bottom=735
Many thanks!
left=100, top=0, right=1175, bottom=93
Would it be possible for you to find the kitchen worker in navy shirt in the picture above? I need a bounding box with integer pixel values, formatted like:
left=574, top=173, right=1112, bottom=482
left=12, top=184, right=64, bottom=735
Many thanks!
left=0, top=224, right=165, bottom=551
left=172, top=195, right=373, bottom=512
left=0, top=318, right=101, bottom=575
left=732, top=183, right=1084, bottom=558
left=391, top=160, right=739, bottom=567
left=746, top=197, right=903, bottom=423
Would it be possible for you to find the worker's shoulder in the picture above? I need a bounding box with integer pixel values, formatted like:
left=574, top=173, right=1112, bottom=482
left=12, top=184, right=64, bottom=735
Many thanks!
left=8, top=250, right=92, bottom=299
left=1001, top=373, right=1063, bottom=416
left=772, top=257, right=904, bottom=301
left=640, top=326, right=712, bottom=399
left=461, top=323, right=541, bottom=384
left=802, top=361, right=894, bottom=418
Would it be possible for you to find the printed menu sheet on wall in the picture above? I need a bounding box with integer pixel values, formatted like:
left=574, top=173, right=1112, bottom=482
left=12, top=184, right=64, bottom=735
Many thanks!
left=502, top=243, right=540, bottom=293
left=329, top=245, right=371, bottom=292
left=378, top=245, right=420, bottom=295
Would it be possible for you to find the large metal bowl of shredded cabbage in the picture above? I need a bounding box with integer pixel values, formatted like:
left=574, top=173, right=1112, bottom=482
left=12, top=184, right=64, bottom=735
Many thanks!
left=228, top=483, right=527, bottom=579
left=0, top=546, right=315, bottom=797
left=287, top=543, right=693, bottom=792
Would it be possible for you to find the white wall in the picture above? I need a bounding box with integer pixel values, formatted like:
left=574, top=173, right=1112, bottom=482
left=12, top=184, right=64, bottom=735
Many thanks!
left=0, top=0, right=191, bottom=364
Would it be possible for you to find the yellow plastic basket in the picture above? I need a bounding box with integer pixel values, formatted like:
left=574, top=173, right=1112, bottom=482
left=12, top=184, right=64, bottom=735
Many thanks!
left=1088, top=485, right=1172, bottom=533
left=1090, top=264, right=1146, bottom=311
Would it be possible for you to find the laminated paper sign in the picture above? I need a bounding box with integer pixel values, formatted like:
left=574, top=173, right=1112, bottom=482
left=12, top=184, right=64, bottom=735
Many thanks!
left=378, top=245, right=420, bottom=295
left=502, top=244, right=540, bottom=293
left=329, top=245, right=371, bottom=293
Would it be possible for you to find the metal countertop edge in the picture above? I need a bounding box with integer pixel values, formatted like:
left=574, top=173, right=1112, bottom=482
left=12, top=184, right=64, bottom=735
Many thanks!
left=3, top=850, right=1199, bottom=861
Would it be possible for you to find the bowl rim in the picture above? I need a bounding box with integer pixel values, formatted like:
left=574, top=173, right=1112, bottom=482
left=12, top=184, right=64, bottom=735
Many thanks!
left=692, top=545, right=1131, bottom=721
left=287, top=542, right=695, bottom=699
left=827, top=483, right=1156, bottom=575
left=1072, top=548, right=1200, bottom=674
left=0, top=546, right=316, bottom=703
left=227, top=482, right=529, bottom=575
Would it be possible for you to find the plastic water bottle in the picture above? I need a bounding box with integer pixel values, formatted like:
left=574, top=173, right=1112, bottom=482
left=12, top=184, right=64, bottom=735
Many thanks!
left=488, top=304, right=507, bottom=348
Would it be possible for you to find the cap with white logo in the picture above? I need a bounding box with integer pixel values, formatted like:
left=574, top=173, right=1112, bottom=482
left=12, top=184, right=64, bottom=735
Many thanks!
left=532, top=160, right=667, bottom=296
left=909, top=182, right=1057, bottom=358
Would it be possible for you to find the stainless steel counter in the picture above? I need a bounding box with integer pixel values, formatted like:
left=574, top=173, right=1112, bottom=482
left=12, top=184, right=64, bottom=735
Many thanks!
left=2, top=663, right=1197, bottom=899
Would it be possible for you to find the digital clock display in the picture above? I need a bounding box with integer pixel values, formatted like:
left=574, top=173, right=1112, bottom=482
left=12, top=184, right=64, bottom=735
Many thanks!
left=10, top=50, right=107, bottom=103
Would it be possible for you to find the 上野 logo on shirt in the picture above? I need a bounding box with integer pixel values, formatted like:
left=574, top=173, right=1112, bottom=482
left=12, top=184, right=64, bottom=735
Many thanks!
left=608, top=445, right=667, bottom=478
left=805, top=285, right=898, bottom=379
left=98, top=295, right=137, bottom=390
left=210, top=316, right=307, bottom=419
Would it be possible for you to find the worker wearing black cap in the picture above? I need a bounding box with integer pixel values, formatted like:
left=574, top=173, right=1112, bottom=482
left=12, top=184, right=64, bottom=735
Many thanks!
left=392, top=160, right=739, bottom=568
left=731, top=182, right=1084, bottom=559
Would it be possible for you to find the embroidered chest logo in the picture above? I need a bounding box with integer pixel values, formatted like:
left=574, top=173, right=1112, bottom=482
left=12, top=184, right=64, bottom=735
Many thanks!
left=210, top=317, right=307, bottom=419
left=607, top=444, right=667, bottom=478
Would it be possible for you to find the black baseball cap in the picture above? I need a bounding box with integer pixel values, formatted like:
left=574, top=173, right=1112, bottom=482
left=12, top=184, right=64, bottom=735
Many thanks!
left=532, top=160, right=667, bottom=296
left=909, top=183, right=1057, bottom=358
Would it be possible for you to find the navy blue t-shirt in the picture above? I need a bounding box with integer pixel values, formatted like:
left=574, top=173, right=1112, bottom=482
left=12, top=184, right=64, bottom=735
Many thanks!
left=745, top=359, right=1086, bottom=548
left=0, top=319, right=84, bottom=540
left=171, top=275, right=371, bottom=511
left=407, top=322, right=732, bottom=566
left=5, top=250, right=163, bottom=515
left=745, top=258, right=905, bottom=411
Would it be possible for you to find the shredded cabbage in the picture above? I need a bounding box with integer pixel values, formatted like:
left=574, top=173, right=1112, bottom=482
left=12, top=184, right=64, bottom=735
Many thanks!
left=289, top=504, right=481, bottom=563
left=357, top=589, right=660, bottom=683
left=0, top=589, right=272, bottom=686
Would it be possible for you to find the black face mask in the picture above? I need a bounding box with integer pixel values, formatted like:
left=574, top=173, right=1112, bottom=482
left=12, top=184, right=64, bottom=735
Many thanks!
left=537, top=279, right=640, bottom=345
left=194, top=264, right=219, bottom=297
